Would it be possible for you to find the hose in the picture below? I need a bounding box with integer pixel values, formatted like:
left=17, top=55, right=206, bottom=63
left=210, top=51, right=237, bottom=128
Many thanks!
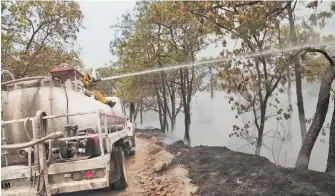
left=23, top=118, right=33, bottom=140
left=59, top=151, right=71, bottom=162
left=1, top=131, right=64, bottom=150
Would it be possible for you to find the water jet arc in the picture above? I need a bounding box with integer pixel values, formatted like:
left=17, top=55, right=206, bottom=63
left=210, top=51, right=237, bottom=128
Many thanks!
left=101, top=41, right=335, bottom=81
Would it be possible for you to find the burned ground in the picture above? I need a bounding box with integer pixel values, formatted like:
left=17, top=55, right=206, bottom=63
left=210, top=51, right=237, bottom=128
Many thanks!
left=169, top=143, right=335, bottom=196
left=136, top=129, right=335, bottom=196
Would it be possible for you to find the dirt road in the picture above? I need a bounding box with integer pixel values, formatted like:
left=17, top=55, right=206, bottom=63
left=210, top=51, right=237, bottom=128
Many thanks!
left=58, top=137, right=150, bottom=196
left=59, top=134, right=196, bottom=196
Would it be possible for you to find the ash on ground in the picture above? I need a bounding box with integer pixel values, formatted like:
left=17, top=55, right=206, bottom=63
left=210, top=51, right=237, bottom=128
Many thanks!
left=137, top=129, right=335, bottom=196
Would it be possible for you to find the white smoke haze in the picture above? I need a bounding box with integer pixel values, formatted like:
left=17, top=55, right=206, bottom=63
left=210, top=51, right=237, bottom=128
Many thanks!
left=127, top=2, right=335, bottom=173
left=137, top=78, right=335, bottom=172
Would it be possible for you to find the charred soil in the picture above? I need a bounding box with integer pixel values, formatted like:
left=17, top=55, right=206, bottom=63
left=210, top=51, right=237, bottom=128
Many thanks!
left=138, top=129, right=335, bottom=196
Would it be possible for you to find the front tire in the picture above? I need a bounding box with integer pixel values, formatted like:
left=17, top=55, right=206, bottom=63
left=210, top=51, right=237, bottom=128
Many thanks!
left=112, top=146, right=128, bottom=190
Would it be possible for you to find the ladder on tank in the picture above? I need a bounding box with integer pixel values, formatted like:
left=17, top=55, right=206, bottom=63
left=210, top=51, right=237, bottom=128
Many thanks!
left=1, top=94, right=9, bottom=166
left=1, top=126, right=9, bottom=166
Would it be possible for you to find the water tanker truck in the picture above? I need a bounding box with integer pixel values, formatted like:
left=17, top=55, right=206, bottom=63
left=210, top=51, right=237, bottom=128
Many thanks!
left=1, top=67, right=136, bottom=195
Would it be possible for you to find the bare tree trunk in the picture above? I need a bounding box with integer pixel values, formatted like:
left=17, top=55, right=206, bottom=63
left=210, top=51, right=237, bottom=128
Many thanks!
left=209, top=66, right=214, bottom=98
left=161, top=73, right=169, bottom=133
left=140, top=103, right=143, bottom=125
left=254, top=60, right=268, bottom=156
left=157, top=106, right=163, bottom=131
left=180, top=67, right=192, bottom=147
left=163, top=102, right=168, bottom=132
left=155, top=24, right=168, bottom=133
left=170, top=81, right=177, bottom=131
left=155, top=85, right=165, bottom=132
left=171, top=116, right=176, bottom=132
left=255, top=106, right=266, bottom=155
left=287, top=2, right=307, bottom=141
left=295, top=66, right=335, bottom=169
left=287, top=68, right=293, bottom=140
left=129, top=104, right=133, bottom=123
left=184, top=104, right=191, bottom=146
left=326, top=97, right=335, bottom=175
left=133, top=104, right=139, bottom=122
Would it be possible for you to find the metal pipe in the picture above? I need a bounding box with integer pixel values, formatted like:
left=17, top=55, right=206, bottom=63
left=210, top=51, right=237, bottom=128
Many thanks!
left=97, top=112, right=105, bottom=156
left=1, top=76, right=48, bottom=86
left=2, top=117, right=33, bottom=126
left=28, top=146, right=32, bottom=179
left=42, top=111, right=96, bottom=119
left=47, top=139, right=53, bottom=164
left=57, top=133, right=102, bottom=142
left=1, top=111, right=96, bottom=126
left=1, top=131, right=64, bottom=150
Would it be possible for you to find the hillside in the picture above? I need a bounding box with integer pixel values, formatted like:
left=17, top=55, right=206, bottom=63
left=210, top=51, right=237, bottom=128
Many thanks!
left=138, top=129, right=335, bottom=196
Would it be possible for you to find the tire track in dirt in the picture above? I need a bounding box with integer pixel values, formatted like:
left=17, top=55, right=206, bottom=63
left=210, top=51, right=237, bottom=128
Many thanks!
left=58, top=137, right=149, bottom=196
left=60, top=135, right=197, bottom=196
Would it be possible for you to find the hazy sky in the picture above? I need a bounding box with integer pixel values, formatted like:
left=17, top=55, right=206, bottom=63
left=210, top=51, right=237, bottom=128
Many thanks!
left=77, top=1, right=228, bottom=69
left=77, top=1, right=334, bottom=69
left=77, top=1, right=136, bottom=68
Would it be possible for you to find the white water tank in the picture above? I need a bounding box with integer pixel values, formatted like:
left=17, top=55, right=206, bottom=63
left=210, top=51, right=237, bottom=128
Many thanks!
left=2, top=77, right=125, bottom=147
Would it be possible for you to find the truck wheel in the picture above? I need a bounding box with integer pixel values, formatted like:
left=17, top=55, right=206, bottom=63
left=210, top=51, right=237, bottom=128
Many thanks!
left=113, top=146, right=128, bottom=190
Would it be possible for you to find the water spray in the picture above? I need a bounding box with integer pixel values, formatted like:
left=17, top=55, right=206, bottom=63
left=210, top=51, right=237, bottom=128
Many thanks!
left=101, top=41, right=335, bottom=81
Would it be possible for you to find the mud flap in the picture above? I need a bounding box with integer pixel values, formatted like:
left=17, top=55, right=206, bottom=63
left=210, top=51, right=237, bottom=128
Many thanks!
left=120, top=137, right=135, bottom=156
left=110, top=146, right=128, bottom=190
left=109, top=148, right=121, bottom=184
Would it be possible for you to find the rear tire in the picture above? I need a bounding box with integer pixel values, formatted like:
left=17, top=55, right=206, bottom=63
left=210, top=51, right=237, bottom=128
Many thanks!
left=113, top=146, right=128, bottom=190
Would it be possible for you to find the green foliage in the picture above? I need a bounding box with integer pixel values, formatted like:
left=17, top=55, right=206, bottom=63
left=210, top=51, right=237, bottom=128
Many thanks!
left=108, top=1, right=334, bottom=143
left=1, top=1, right=84, bottom=78
left=110, top=1, right=216, bottom=134
left=178, top=1, right=335, bottom=152
left=95, top=66, right=118, bottom=96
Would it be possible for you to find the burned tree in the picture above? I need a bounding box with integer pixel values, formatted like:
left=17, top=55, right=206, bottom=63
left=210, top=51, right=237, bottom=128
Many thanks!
left=295, top=49, right=335, bottom=169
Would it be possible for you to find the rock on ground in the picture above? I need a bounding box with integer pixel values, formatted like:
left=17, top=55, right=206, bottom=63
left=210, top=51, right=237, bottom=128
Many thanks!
left=119, top=133, right=198, bottom=196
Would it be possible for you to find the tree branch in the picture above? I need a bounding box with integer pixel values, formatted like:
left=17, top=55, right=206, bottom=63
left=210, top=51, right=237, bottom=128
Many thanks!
left=300, top=48, right=334, bottom=66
